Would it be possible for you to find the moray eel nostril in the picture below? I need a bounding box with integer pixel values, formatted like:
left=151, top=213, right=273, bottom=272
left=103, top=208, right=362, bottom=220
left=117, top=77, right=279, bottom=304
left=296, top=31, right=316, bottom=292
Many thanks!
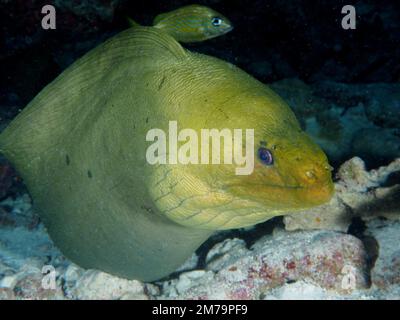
left=305, top=170, right=316, bottom=179
left=0, top=8, right=333, bottom=281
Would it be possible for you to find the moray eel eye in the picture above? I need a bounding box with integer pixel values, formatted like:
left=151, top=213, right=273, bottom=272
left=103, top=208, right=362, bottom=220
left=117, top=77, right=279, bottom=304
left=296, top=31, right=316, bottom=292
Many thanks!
left=258, top=147, right=274, bottom=165
left=211, top=17, right=223, bottom=26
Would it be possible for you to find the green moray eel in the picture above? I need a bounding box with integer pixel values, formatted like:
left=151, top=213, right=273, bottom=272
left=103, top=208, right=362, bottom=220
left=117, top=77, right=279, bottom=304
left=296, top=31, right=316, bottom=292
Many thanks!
left=0, top=27, right=334, bottom=281
left=127, top=4, right=233, bottom=43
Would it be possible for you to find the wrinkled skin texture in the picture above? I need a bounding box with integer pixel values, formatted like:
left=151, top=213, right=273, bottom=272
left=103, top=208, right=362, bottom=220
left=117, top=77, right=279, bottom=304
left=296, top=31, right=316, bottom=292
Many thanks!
left=0, top=27, right=333, bottom=281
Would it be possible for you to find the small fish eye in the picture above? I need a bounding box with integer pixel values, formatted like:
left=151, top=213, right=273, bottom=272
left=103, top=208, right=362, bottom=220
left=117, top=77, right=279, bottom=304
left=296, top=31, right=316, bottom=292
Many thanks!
left=211, top=17, right=223, bottom=26
left=258, top=147, right=274, bottom=166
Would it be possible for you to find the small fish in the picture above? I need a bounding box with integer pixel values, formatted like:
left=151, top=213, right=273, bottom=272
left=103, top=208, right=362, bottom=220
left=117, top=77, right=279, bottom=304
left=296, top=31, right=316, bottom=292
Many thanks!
left=127, top=4, right=233, bottom=43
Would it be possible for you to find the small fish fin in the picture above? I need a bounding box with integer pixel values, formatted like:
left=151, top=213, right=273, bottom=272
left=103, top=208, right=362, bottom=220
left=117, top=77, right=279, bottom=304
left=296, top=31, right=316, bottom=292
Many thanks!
left=126, top=16, right=140, bottom=27
left=121, top=27, right=187, bottom=60
left=153, top=4, right=204, bottom=25
left=153, top=12, right=169, bottom=26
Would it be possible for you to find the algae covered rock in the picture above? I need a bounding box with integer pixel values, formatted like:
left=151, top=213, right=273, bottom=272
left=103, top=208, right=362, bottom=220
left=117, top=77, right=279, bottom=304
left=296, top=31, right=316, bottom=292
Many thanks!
left=284, top=157, right=400, bottom=232
left=366, top=220, right=400, bottom=293
left=159, top=230, right=369, bottom=299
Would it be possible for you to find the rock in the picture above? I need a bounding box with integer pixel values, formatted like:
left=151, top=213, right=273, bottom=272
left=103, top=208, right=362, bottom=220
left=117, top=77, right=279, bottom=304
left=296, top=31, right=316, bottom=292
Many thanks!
left=351, top=128, right=400, bottom=164
left=0, top=288, right=15, bottom=299
left=0, top=192, right=68, bottom=299
left=64, top=270, right=151, bottom=300
left=338, top=157, right=383, bottom=192
left=363, top=84, right=400, bottom=129
left=284, top=194, right=352, bottom=232
left=261, top=279, right=380, bottom=300
left=270, top=78, right=327, bottom=121
left=174, top=271, right=209, bottom=295
left=366, top=220, right=400, bottom=291
left=269, top=80, right=400, bottom=166
left=272, top=80, right=400, bottom=166
left=205, top=238, right=247, bottom=271
left=13, top=272, right=65, bottom=300
left=0, top=274, right=19, bottom=289
left=262, top=281, right=336, bottom=300
left=303, top=105, right=372, bottom=165
left=159, top=230, right=368, bottom=299
left=0, top=224, right=60, bottom=271
left=313, top=82, right=400, bottom=129
left=284, top=157, right=400, bottom=232
left=0, top=263, right=65, bottom=300
left=336, top=158, right=400, bottom=221
left=174, top=253, right=199, bottom=273
left=63, top=264, right=85, bottom=284
left=0, top=193, right=39, bottom=229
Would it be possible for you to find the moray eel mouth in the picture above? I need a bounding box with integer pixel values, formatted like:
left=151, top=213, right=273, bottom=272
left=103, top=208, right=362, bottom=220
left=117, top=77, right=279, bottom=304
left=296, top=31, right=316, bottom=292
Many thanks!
left=162, top=177, right=334, bottom=231
left=226, top=180, right=334, bottom=208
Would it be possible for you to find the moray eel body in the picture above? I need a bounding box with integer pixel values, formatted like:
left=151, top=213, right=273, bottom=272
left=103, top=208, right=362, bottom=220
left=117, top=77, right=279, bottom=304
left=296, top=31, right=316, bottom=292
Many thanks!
left=128, top=4, right=233, bottom=43
left=0, top=27, right=333, bottom=281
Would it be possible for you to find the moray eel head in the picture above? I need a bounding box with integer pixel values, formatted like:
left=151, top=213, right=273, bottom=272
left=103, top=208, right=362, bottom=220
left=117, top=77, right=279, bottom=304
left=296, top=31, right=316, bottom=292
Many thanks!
left=224, top=107, right=334, bottom=229
left=157, top=78, right=334, bottom=231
